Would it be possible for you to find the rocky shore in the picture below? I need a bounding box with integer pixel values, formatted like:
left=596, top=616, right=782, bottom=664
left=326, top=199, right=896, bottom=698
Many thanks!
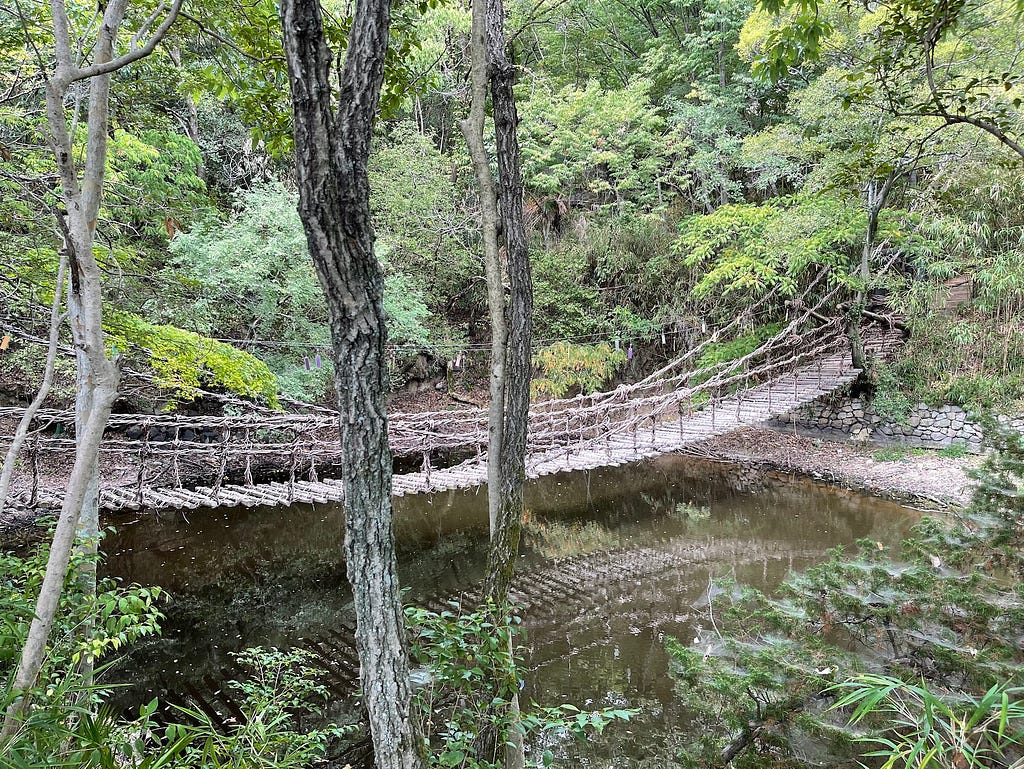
left=698, top=426, right=978, bottom=510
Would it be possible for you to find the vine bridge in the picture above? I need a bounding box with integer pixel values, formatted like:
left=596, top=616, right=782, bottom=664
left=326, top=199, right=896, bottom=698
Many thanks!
left=2, top=315, right=902, bottom=514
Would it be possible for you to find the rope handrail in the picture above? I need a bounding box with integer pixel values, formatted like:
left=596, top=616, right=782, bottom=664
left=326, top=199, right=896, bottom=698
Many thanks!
left=0, top=277, right=838, bottom=433
left=0, top=317, right=843, bottom=453
left=0, top=319, right=843, bottom=450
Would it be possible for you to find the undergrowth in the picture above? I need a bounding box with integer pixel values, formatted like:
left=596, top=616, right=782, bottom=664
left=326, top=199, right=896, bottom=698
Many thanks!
left=668, top=421, right=1024, bottom=768
left=877, top=309, right=1024, bottom=415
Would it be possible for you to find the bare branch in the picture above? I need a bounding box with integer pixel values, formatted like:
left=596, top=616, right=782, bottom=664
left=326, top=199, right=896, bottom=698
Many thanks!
left=132, top=2, right=168, bottom=49
left=507, top=0, right=571, bottom=44
left=68, top=0, right=184, bottom=83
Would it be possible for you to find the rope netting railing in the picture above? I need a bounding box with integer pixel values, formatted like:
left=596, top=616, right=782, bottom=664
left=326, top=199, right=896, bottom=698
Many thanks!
left=519, top=319, right=850, bottom=456
left=0, top=315, right=843, bottom=466
left=0, top=279, right=879, bottom=508
left=388, top=319, right=886, bottom=493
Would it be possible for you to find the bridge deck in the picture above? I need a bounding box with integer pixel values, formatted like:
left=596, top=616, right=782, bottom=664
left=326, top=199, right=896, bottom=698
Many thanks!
left=93, top=341, right=868, bottom=511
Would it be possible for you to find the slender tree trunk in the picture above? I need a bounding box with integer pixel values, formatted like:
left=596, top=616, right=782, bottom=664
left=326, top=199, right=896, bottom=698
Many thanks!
left=279, top=1, right=419, bottom=767
left=0, top=255, right=66, bottom=518
left=1, top=213, right=119, bottom=733
left=458, top=0, right=507, bottom=538
left=717, top=24, right=727, bottom=90
left=460, top=1, right=532, bottom=765
left=3, top=20, right=123, bottom=738
left=483, top=0, right=532, bottom=610
left=3, top=0, right=180, bottom=737
left=848, top=177, right=886, bottom=376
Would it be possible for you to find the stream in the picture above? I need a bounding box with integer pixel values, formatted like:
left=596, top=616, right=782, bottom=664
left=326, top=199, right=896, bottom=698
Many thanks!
left=100, top=455, right=918, bottom=767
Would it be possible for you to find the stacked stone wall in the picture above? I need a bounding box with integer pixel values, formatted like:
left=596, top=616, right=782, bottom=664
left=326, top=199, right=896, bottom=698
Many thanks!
left=773, top=396, right=1024, bottom=452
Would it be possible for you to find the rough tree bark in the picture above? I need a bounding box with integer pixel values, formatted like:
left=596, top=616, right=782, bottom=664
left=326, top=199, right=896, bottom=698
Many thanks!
left=458, top=0, right=532, bottom=614
left=278, top=1, right=420, bottom=768
left=459, top=0, right=532, bottom=764
left=487, top=10, right=532, bottom=765
left=2, top=0, right=181, bottom=737
left=482, top=0, right=533, bottom=610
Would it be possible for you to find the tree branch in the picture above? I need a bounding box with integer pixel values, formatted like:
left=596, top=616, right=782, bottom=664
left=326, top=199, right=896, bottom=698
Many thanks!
left=179, top=10, right=282, bottom=61
left=67, top=0, right=184, bottom=83
left=923, top=34, right=1024, bottom=160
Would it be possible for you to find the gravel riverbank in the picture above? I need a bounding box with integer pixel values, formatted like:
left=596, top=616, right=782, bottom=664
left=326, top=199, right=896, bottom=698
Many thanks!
left=696, top=426, right=979, bottom=510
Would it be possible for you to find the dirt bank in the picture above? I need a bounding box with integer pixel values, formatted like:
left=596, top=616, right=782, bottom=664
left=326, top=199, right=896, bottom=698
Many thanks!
left=696, top=426, right=978, bottom=510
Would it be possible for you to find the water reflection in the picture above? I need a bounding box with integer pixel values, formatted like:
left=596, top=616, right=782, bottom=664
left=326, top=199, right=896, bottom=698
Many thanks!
left=99, top=455, right=917, bottom=767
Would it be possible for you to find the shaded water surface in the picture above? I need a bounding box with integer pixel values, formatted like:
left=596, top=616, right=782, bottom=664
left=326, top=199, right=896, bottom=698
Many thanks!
left=101, top=456, right=917, bottom=767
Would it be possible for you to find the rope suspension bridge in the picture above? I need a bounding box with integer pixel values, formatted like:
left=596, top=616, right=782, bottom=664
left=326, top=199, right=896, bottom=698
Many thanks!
left=1, top=314, right=903, bottom=514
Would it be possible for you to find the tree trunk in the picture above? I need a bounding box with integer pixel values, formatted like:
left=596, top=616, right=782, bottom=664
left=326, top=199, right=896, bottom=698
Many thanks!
left=458, top=0, right=507, bottom=539
left=278, top=1, right=420, bottom=767
left=1, top=208, right=120, bottom=732
left=849, top=177, right=887, bottom=377
left=459, top=2, right=533, bottom=765
left=0, top=255, right=66, bottom=519
left=0, top=0, right=156, bottom=729
left=483, top=0, right=532, bottom=611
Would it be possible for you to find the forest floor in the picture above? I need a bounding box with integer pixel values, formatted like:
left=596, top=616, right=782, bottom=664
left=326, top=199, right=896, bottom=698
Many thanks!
left=699, top=426, right=978, bottom=510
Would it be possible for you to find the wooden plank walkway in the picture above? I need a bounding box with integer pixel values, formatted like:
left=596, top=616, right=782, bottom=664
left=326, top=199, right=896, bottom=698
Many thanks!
left=37, top=331, right=893, bottom=513
left=392, top=342, right=863, bottom=496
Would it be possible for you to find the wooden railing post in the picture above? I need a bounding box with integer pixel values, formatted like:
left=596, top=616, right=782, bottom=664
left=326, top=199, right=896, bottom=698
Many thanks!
left=172, top=425, right=182, bottom=489
left=29, top=434, right=39, bottom=506
left=214, top=426, right=229, bottom=501
left=632, top=403, right=638, bottom=453
left=288, top=430, right=298, bottom=502
left=136, top=421, right=150, bottom=506
left=243, top=420, right=254, bottom=486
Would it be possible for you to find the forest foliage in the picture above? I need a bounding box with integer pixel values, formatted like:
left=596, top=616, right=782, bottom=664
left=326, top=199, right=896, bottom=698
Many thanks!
left=1, top=0, right=1023, bottom=413
left=666, top=421, right=1024, bottom=768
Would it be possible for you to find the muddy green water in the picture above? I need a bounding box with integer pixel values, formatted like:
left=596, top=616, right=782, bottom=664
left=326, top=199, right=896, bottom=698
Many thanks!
left=101, top=455, right=918, bottom=767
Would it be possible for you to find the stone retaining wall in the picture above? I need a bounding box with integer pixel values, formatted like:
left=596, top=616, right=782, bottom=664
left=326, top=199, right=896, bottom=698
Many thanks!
left=773, top=395, right=1023, bottom=452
